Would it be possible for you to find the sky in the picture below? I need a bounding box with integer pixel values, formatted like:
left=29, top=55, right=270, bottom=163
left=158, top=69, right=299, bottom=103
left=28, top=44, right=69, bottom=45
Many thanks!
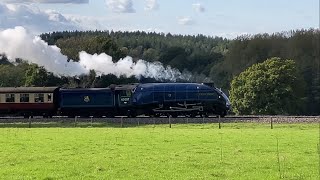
left=0, top=0, right=319, bottom=38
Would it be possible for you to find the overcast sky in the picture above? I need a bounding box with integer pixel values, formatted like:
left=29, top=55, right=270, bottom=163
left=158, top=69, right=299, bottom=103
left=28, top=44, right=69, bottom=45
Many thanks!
left=0, top=0, right=319, bottom=38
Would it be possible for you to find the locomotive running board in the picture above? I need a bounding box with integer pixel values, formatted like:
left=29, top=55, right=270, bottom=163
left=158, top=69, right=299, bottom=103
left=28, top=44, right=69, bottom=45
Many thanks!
left=152, top=106, right=203, bottom=112
left=153, top=109, right=197, bottom=112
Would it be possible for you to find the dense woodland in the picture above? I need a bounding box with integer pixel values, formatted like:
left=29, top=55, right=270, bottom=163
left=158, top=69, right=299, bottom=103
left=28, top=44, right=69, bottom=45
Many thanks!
left=0, top=29, right=319, bottom=115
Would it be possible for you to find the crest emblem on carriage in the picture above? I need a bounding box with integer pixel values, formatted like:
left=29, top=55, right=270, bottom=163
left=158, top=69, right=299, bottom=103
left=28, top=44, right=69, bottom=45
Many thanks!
left=84, top=96, right=90, bottom=102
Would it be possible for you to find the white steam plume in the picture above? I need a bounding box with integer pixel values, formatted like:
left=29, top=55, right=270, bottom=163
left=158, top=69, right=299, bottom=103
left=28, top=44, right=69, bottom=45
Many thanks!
left=79, top=52, right=192, bottom=81
left=0, top=26, right=87, bottom=76
left=0, top=26, right=191, bottom=81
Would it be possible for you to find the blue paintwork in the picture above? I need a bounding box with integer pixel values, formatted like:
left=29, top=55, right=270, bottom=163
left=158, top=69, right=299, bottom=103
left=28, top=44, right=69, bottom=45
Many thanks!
left=132, top=83, right=221, bottom=105
left=59, top=88, right=114, bottom=108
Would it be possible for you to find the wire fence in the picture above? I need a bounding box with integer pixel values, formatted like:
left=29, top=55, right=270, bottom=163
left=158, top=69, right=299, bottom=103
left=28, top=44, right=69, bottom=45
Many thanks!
left=0, top=116, right=318, bottom=128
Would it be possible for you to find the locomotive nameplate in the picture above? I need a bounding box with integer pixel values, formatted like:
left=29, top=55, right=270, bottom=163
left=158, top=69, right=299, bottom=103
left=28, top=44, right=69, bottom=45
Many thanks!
left=120, top=97, right=130, bottom=101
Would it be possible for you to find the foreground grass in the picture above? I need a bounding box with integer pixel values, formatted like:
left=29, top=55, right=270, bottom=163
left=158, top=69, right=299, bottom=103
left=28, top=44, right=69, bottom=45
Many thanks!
left=0, top=123, right=318, bottom=179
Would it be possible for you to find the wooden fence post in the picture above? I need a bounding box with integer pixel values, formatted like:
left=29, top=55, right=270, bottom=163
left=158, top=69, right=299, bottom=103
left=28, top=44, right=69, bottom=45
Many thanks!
left=74, top=116, right=77, bottom=127
left=28, top=116, right=32, bottom=128
left=121, top=117, right=124, bottom=128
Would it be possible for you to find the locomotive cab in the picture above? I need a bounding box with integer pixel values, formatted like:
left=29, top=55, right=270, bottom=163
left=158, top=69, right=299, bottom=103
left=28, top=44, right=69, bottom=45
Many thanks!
left=111, top=84, right=138, bottom=117
left=117, top=89, right=132, bottom=106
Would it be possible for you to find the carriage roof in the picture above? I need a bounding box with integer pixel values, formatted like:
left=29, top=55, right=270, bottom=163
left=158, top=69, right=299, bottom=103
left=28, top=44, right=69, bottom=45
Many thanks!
left=0, top=87, right=59, bottom=93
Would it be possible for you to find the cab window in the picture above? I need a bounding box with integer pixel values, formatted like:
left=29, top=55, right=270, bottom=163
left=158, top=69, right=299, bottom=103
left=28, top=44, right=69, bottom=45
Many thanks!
left=35, top=93, right=44, bottom=103
left=120, top=90, right=132, bottom=97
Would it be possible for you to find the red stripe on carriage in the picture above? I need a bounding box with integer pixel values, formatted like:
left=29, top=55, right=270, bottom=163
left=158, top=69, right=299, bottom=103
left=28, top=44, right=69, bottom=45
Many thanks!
left=0, top=103, right=55, bottom=110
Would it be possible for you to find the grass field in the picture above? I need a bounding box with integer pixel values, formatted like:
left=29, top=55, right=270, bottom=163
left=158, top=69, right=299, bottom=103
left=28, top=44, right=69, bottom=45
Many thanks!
left=0, top=123, right=319, bottom=179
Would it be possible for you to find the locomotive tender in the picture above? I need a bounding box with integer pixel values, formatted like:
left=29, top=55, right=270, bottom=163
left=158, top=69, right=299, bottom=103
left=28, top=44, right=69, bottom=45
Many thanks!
left=0, top=83, right=230, bottom=118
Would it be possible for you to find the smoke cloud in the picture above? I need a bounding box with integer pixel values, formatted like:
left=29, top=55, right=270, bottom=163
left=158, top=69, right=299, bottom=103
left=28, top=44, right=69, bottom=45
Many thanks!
left=0, top=26, right=86, bottom=76
left=0, top=26, right=192, bottom=81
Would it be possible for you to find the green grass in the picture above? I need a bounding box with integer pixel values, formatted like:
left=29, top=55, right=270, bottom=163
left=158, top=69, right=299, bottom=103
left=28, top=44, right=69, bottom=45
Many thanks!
left=0, top=123, right=319, bottom=179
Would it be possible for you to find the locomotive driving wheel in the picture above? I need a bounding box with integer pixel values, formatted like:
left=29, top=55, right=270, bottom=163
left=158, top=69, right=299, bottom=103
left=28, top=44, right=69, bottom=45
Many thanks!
left=220, top=110, right=227, bottom=118
left=170, top=113, right=178, bottom=118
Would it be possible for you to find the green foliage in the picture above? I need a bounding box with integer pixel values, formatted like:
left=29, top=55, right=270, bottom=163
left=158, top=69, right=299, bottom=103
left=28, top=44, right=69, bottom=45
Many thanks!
left=0, top=124, right=318, bottom=179
left=56, top=36, right=124, bottom=61
left=0, top=54, right=11, bottom=65
left=0, top=63, right=29, bottom=87
left=24, top=64, right=49, bottom=87
left=0, top=62, right=66, bottom=87
left=230, top=57, right=304, bottom=115
left=217, top=29, right=320, bottom=115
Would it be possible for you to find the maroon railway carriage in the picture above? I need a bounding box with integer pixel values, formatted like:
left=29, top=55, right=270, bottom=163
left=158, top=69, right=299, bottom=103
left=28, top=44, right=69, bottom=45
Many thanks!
left=0, top=87, right=59, bottom=117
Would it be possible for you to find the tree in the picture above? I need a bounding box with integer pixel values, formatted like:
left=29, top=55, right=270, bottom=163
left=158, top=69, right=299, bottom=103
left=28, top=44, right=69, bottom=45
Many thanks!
left=229, top=57, right=304, bottom=115
left=56, top=36, right=124, bottom=61
left=78, top=70, right=97, bottom=88
left=0, top=54, right=11, bottom=65
left=25, top=64, right=48, bottom=87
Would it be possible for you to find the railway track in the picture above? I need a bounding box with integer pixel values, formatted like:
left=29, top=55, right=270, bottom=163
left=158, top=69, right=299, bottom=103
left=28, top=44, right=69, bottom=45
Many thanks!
left=0, top=116, right=319, bottom=124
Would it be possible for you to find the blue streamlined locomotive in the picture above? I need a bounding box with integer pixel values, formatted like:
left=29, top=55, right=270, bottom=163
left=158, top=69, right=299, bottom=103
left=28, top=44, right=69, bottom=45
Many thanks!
left=0, top=83, right=231, bottom=117
left=131, top=83, right=230, bottom=117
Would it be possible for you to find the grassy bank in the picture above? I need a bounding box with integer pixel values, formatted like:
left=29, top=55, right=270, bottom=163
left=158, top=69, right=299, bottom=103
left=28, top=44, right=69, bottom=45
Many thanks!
left=0, top=123, right=319, bottom=179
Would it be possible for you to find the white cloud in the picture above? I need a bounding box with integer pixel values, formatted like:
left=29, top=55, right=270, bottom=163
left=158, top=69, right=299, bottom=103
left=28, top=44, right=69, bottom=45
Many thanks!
left=2, top=0, right=89, bottom=4
left=192, top=3, right=205, bottom=12
left=145, top=0, right=158, bottom=11
left=178, top=17, right=194, bottom=25
left=0, top=3, right=100, bottom=33
left=64, top=14, right=105, bottom=30
left=105, top=0, right=135, bottom=13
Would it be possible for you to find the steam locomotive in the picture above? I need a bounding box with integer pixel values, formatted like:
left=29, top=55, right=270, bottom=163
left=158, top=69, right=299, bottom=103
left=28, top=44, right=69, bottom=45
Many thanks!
left=0, top=83, right=231, bottom=118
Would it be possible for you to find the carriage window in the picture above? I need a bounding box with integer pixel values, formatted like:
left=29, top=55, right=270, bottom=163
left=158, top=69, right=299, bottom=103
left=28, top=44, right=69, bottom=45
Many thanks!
left=34, top=93, right=44, bottom=103
left=47, top=94, right=52, bottom=102
left=6, top=94, right=15, bottom=102
left=20, top=94, right=29, bottom=102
